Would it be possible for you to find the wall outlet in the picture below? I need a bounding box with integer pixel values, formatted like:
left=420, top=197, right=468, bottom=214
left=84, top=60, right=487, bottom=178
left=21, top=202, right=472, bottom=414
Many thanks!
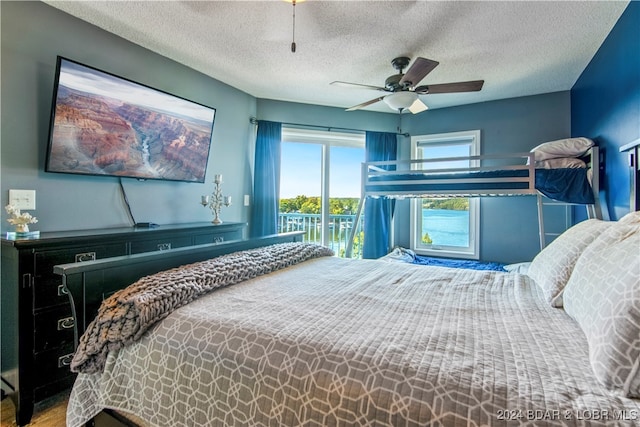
left=9, top=189, right=36, bottom=210
left=244, top=195, right=250, bottom=206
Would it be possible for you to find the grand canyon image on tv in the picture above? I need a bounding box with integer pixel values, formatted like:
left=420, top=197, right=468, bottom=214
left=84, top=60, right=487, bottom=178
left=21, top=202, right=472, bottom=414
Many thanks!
left=46, top=57, right=216, bottom=183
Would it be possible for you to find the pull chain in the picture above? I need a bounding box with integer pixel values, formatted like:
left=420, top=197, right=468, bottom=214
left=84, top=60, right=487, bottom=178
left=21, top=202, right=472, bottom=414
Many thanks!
left=291, top=0, right=297, bottom=53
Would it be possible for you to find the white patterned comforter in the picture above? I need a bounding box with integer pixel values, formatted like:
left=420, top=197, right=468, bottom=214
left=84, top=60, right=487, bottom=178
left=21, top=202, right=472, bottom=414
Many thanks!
left=67, top=256, right=640, bottom=427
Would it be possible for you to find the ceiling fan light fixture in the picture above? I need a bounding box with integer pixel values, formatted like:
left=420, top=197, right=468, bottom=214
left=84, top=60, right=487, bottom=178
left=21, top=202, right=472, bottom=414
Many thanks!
left=383, top=91, right=418, bottom=111
left=408, top=98, right=428, bottom=114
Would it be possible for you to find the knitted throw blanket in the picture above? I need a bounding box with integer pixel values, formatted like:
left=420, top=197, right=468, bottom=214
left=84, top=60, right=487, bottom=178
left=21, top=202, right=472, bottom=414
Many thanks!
left=71, top=242, right=334, bottom=374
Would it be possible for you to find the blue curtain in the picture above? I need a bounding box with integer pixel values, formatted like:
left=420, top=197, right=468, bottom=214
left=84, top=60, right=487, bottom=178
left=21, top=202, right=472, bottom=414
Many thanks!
left=250, top=120, right=282, bottom=238
left=363, top=131, right=397, bottom=259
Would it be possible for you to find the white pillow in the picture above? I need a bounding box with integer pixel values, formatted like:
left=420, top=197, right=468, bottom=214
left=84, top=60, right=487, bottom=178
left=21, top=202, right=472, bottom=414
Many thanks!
left=527, top=218, right=612, bottom=307
left=619, top=210, right=640, bottom=225
left=530, top=137, right=593, bottom=161
left=563, top=220, right=640, bottom=397
left=535, top=157, right=586, bottom=169
left=380, top=247, right=415, bottom=263
left=503, top=262, right=531, bottom=274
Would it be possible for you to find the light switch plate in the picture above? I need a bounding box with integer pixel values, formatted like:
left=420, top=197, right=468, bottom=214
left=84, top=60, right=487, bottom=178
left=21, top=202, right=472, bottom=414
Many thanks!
left=9, top=189, right=36, bottom=210
left=244, top=195, right=250, bottom=206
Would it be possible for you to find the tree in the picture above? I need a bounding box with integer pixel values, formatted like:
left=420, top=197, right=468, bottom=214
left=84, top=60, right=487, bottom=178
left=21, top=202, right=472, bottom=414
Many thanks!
left=422, top=232, right=433, bottom=244
left=280, top=196, right=361, bottom=215
left=299, top=197, right=320, bottom=214
left=422, top=198, right=469, bottom=211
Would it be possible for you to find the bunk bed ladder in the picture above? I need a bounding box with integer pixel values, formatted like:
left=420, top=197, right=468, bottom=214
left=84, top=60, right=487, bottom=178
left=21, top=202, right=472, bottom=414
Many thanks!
left=537, top=198, right=570, bottom=249
left=538, top=171, right=603, bottom=250
left=587, top=146, right=604, bottom=220
left=346, top=161, right=368, bottom=259
left=536, top=194, right=546, bottom=250
left=345, top=194, right=365, bottom=259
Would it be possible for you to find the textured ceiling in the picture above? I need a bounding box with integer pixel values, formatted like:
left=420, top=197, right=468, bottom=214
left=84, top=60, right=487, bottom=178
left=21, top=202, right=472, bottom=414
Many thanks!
left=44, top=1, right=628, bottom=113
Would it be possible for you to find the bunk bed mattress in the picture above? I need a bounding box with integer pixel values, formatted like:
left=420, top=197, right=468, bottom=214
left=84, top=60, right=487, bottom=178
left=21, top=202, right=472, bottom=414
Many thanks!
left=366, top=168, right=594, bottom=204
left=66, top=256, right=639, bottom=427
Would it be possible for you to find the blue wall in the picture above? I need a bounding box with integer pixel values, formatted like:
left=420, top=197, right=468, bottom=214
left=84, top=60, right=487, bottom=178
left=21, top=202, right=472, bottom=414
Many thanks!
left=571, top=1, right=640, bottom=220
left=256, top=99, right=398, bottom=134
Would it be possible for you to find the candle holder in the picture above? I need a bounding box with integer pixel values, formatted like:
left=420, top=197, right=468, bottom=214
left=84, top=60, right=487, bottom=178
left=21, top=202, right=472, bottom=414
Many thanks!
left=201, top=174, right=231, bottom=224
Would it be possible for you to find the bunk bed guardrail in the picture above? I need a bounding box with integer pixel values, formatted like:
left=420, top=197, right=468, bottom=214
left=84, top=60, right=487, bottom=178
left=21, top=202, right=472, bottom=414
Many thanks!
left=346, top=147, right=602, bottom=258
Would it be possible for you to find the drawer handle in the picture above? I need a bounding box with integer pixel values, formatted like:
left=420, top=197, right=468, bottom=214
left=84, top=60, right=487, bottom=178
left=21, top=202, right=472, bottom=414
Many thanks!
left=57, top=284, right=68, bottom=296
left=57, top=316, right=75, bottom=330
left=22, top=273, right=33, bottom=289
left=157, top=243, right=172, bottom=251
left=58, top=353, right=74, bottom=368
left=213, top=237, right=224, bottom=243
left=75, top=252, right=96, bottom=262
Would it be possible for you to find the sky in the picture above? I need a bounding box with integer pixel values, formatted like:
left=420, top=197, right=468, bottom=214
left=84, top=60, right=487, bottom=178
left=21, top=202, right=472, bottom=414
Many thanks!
left=280, top=143, right=364, bottom=199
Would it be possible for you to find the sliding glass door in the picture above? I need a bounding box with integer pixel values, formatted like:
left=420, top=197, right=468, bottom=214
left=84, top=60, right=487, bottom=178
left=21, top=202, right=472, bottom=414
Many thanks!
left=279, top=128, right=365, bottom=257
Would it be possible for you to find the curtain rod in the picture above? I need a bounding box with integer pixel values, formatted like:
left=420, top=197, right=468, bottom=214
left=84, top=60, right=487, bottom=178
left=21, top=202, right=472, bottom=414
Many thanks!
left=249, top=117, right=409, bottom=137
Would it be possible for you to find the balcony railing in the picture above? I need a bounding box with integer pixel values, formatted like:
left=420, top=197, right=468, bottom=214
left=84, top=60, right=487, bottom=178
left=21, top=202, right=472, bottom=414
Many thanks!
left=278, top=212, right=363, bottom=258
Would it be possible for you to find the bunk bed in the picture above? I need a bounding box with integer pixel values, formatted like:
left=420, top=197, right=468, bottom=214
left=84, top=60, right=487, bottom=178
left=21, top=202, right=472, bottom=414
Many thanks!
left=346, top=141, right=602, bottom=257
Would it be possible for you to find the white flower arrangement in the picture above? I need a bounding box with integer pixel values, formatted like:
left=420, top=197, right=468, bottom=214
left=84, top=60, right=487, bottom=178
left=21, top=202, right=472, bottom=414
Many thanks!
left=5, top=204, right=38, bottom=229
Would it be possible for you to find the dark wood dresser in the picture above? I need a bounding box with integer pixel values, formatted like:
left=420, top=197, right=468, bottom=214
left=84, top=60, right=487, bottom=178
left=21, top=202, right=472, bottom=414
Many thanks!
left=0, top=222, right=245, bottom=426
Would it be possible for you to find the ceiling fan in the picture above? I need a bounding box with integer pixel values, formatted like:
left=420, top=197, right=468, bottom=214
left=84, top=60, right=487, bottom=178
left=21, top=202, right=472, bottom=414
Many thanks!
left=331, top=56, right=484, bottom=114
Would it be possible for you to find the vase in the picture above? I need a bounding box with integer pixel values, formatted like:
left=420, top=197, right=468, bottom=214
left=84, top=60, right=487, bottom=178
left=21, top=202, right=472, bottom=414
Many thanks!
left=15, top=224, right=29, bottom=233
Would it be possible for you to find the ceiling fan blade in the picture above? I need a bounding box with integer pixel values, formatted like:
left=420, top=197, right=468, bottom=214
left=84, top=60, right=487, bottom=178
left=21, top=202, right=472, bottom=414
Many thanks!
left=330, top=81, right=387, bottom=92
left=345, top=96, right=385, bottom=111
left=399, top=57, right=439, bottom=87
left=415, top=80, right=484, bottom=94
left=408, top=98, right=428, bottom=114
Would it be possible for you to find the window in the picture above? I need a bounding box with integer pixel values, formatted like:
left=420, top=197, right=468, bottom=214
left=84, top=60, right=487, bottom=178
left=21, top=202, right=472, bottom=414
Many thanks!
left=279, top=127, right=365, bottom=257
left=410, top=130, right=480, bottom=259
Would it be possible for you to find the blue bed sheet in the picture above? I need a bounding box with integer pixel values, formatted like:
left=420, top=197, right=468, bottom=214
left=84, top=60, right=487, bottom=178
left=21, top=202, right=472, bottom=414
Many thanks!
left=381, top=247, right=507, bottom=271
left=412, top=255, right=507, bottom=271
left=535, top=168, right=594, bottom=204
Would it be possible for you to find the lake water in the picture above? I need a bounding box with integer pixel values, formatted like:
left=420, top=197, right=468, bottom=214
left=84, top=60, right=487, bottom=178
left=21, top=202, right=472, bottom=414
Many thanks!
left=422, top=209, right=469, bottom=247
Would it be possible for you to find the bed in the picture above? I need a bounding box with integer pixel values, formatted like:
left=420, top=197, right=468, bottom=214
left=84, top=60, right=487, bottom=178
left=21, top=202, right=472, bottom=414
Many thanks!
left=57, top=213, right=640, bottom=427
left=347, top=138, right=603, bottom=256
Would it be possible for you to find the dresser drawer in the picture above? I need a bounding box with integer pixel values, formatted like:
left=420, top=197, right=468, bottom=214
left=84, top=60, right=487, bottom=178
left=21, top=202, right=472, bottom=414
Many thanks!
left=33, top=243, right=127, bottom=309
left=34, top=343, right=76, bottom=386
left=193, top=231, right=241, bottom=245
left=34, top=304, right=75, bottom=352
left=130, top=236, right=192, bottom=254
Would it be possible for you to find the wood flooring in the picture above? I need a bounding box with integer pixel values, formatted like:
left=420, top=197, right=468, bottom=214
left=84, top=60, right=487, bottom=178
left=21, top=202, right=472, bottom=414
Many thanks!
left=1, top=391, right=69, bottom=427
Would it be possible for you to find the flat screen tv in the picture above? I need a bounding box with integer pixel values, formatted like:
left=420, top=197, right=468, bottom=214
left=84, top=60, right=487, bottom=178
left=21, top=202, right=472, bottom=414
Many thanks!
left=45, top=57, right=216, bottom=183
